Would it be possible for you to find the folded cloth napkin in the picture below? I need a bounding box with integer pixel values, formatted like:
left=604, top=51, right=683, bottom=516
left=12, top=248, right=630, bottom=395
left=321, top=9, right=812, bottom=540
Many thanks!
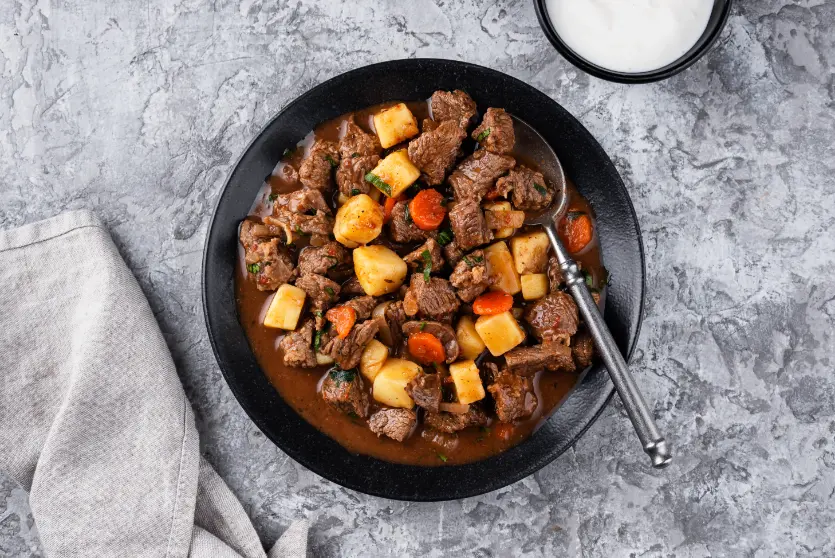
left=0, top=211, right=307, bottom=557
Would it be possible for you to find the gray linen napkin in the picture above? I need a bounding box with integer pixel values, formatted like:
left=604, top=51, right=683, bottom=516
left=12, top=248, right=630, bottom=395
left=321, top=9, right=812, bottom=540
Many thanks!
left=0, top=211, right=307, bottom=558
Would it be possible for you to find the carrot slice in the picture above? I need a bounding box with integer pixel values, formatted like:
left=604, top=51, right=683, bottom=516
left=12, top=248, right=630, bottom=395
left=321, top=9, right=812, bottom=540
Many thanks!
left=326, top=305, right=357, bottom=339
left=383, top=195, right=402, bottom=224
left=472, top=291, right=513, bottom=316
left=408, top=189, right=447, bottom=231
left=559, top=212, right=593, bottom=254
left=407, top=332, right=446, bottom=364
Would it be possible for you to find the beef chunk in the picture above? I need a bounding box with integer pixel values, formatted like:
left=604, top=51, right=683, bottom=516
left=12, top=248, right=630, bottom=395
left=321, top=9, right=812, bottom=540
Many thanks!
left=421, top=118, right=439, bottom=133
left=407, top=120, right=466, bottom=185
left=295, top=273, right=340, bottom=327
left=488, top=370, right=537, bottom=423
left=430, top=90, right=477, bottom=128
left=336, top=154, right=380, bottom=197
left=297, top=242, right=349, bottom=276
left=239, top=219, right=281, bottom=249
left=342, top=295, right=378, bottom=320
left=524, top=292, right=579, bottom=344
left=321, top=319, right=380, bottom=370
left=339, top=118, right=381, bottom=159
left=424, top=405, right=488, bottom=433
left=341, top=276, right=366, bottom=296
left=388, top=201, right=430, bottom=243
left=449, top=199, right=493, bottom=251
left=472, top=107, right=515, bottom=154
left=368, top=408, right=416, bottom=442
left=449, top=249, right=491, bottom=302
left=321, top=368, right=369, bottom=418
left=299, top=139, right=339, bottom=190
left=572, top=329, right=595, bottom=369
left=504, top=343, right=575, bottom=376
left=449, top=150, right=516, bottom=203
left=443, top=240, right=464, bottom=268
left=403, top=238, right=444, bottom=272
left=405, top=373, right=443, bottom=413
left=266, top=190, right=334, bottom=237
left=279, top=319, right=317, bottom=368
left=382, top=300, right=407, bottom=351
left=273, top=188, right=332, bottom=215
left=495, top=165, right=554, bottom=211
left=480, top=361, right=499, bottom=385
left=402, top=275, right=460, bottom=323
left=402, top=321, right=460, bottom=363
left=547, top=255, right=564, bottom=292
left=242, top=237, right=296, bottom=291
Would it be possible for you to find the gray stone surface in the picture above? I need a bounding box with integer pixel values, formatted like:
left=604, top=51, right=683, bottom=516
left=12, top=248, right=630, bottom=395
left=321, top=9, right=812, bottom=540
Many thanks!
left=1, top=0, right=833, bottom=555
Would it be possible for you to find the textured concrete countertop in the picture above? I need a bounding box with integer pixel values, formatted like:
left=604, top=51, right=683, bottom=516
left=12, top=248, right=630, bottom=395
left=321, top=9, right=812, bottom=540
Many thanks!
left=1, top=1, right=834, bottom=556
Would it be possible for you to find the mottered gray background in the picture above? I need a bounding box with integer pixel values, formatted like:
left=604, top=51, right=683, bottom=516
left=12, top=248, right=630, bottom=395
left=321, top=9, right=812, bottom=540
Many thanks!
left=1, top=0, right=834, bottom=556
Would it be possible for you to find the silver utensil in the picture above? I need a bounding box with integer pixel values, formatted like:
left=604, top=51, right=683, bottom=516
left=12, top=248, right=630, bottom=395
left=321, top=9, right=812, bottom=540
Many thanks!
left=512, top=115, right=672, bottom=468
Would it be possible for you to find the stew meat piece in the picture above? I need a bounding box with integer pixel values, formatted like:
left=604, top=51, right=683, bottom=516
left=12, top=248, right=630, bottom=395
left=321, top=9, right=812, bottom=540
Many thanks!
left=321, top=319, right=380, bottom=370
left=265, top=189, right=334, bottom=237
left=295, top=273, right=341, bottom=328
left=342, top=295, right=378, bottom=320
left=297, top=242, right=349, bottom=276
left=430, top=90, right=477, bottom=128
left=368, top=408, right=417, bottom=442
left=407, top=119, right=466, bottom=185
left=572, top=329, right=595, bottom=369
left=503, top=343, right=575, bottom=376
left=341, top=276, right=366, bottom=296
left=405, top=372, right=443, bottom=413
left=336, top=118, right=381, bottom=197
left=448, top=150, right=516, bottom=203
left=402, top=321, right=460, bottom=363
left=449, top=199, right=493, bottom=251
left=279, top=318, right=317, bottom=368
left=388, top=201, right=430, bottom=243
left=547, top=255, right=564, bottom=292
left=299, top=139, right=340, bottom=190
left=242, top=236, right=296, bottom=291
left=449, top=249, right=491, bottom=302
left=383, top=300, right=407, bottom=353
left=488, top=370, right=537, bottom=423
left=524, top=291, right=579, bottom=344
left=443, top=240, right=464, bottom=268
left=472, top=107, right=515, bottom=155
left=403, top=238, right=444, bottom=272
left=402, top=275, right=460, bottom=323
left=321, top=369, right=369, bottom=418
left=424, top=405, right=489, bottom=433
left=495, top=165, right=554, bottom=211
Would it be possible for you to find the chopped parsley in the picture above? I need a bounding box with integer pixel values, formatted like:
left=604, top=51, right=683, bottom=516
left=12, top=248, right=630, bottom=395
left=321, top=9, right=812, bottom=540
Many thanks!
left=462, top=255, right=483, bottom=268
left=437, top=453, right=448, bottom=463
left=437, top=229, right=454, bottom=246
left=421, top=250, right=432, bottom=283
left=314, top=310, right=324, bottom=318
left=325, top=255, right=340, bottom=268
left=325, top=154, right=338, bottom=168
left=365, top=172, right=392, bottom=196
left=313, top=329, right=322, bottom=351
left=476, top=128, right=491, bottom=142
left=583, top=270, right=594, bottom=288
left=533, top=183, right=548, bottom=196
left=325, top=286, right=335, bottom=297
left=282, top=147, right=294, bottom=157
left=268, top=193, right=278, bottom=201
left=419, top=322, right=427, bottom=331
left=328, top=368, right=356, bottom=385
left=351, top=152, right=360, bottom=158
left=351, top=188, right=360, bottom=196
left=246, top=262, right=261, bottom=274
left=404, top=203, right=412, bottom=223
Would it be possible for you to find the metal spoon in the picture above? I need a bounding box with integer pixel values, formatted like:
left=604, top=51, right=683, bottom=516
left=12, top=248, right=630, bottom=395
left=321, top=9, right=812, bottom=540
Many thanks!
left=511, top=115, right=672, bottom=469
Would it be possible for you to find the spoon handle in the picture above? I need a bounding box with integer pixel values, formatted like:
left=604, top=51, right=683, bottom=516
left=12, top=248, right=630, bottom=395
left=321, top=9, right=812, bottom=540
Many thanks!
left=542, top=224, right=672, bottom=468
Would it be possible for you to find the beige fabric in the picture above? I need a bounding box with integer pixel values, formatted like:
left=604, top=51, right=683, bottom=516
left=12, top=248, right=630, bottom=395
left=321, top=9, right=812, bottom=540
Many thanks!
left=0, top=210, right=307, bottom=558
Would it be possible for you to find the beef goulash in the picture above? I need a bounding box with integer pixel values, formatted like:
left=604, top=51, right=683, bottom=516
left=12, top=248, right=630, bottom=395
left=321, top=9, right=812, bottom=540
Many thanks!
left=236, top=92, right=608, bottom=465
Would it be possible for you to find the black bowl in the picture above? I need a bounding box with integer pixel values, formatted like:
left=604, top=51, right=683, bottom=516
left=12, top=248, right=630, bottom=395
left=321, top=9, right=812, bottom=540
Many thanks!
left=534, top=0, right=733, bottom=84
left=203, top=59, right=645, bottom=501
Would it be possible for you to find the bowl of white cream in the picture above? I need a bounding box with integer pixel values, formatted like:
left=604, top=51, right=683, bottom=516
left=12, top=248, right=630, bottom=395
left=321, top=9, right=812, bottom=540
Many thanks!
left=534, top=0, right=732, bottom=83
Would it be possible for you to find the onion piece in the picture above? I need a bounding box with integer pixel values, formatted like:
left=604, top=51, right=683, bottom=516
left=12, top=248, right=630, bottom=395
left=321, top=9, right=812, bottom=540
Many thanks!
left=372, top=301, right=394, bottom=346
left=439, top=402, right=470, bottom=415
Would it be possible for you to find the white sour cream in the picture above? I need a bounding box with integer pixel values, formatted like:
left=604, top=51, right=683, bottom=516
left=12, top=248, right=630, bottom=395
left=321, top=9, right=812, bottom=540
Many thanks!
left=545, top=0, right=714, bottom=73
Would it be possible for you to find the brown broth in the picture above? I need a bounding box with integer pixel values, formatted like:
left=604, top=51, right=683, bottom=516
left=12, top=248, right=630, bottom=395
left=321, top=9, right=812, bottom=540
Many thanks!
left=235, top=101, right=606, bottom=466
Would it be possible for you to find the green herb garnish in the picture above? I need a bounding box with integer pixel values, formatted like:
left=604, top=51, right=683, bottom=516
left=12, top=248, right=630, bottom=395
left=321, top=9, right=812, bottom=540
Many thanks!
left=325, top=255, right=340, bottom=268
left=325, top=286, right=335, bottom=297
left=476, top=128, right=491, bottom=142
left=314, top=310, right=324, bottom=318
left=419, top=322, right=427, bottom=331
left=313, top=329, right=322, bottom=351
left=328, top=367, right=356, bottom=385
left=533, top=183, right=547, bottom=196
left=351, top=152, right=360, bottom=158
left=404, top=203, right=412, bottom=223
left=462, top=255, right=483, bottom=268
left=583, top=270, right=594, bottom=288
left=421, top=250, right=432, bottom=283
left=437, top=453, right=448, bottom=463
left=351, top=188, right=360, bottom=196
left=437, top=229, right=453, bottom=246
left=325, top=154, right=338, bottom=168
left=282, top=148, right=294, bottom=157
left=246, top=262, right=261, bottom=274
left=268, top=193, right=278, bottom=201
left=365, top=172, right=392, bottom=196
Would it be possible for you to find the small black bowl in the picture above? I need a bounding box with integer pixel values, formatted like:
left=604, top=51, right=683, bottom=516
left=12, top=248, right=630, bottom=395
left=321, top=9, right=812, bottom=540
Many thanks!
left=203, top=59, right=646, bottom=501
left=534, top=0, right=733, bottom=84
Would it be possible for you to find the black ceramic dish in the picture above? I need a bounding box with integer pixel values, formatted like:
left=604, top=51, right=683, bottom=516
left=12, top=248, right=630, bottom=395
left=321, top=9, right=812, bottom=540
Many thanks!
left=534, top=0, right=733, bottom=84
left=203, top=59, right=645, bottom=501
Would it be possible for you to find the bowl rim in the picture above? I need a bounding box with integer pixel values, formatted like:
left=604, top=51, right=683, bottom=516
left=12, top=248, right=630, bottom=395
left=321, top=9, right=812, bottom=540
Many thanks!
left=201, top=58, right=646, bottom=500
left=532, top=0, right=733, bottom=84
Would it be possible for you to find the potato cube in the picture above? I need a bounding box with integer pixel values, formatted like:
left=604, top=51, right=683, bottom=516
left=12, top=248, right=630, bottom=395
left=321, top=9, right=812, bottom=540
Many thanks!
left=373, top=103, right=419, bottom=149
left=263, top=284, right=306, bottom=330
left=366, top=150, right=420, bottom=198
left=510, top=230, right=550, bottom=274
left=521, top=273, right=549, bottom=301
left=334, top=194, right=384, bottom=248
left=483, top=201, right=515, bottom=239
left=456, top=315, right=486, bottom=360
left=353, top=245, right=408, bottom=296
left=449, top=360, right=486, bottom=405
left=475, top=311, right=526, bottom=356
left=360, top=339, right=389, bottom=382
left=316, top=352, right=334, bottom=365
left=372, top=358, right=422, bottom=408
left=484, top=241, right=521, bottom=295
